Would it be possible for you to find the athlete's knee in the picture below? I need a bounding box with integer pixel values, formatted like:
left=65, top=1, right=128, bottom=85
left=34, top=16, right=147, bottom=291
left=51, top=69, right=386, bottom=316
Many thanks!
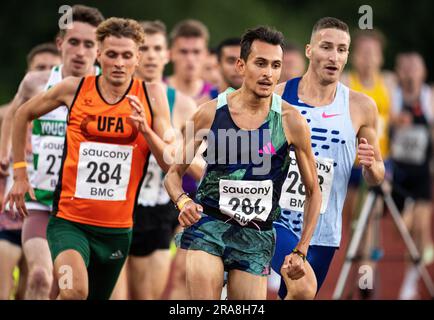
left=172, top=254, right=187, bottom=279
left=0, top=279, right=14, bottom=300
left=59, top=288, right=88, bottom=300
left=0, top=291, right=9, bottom=300
left=28, top=265, right=53, bottom=291
left=56, top=269, right=88, bottom=300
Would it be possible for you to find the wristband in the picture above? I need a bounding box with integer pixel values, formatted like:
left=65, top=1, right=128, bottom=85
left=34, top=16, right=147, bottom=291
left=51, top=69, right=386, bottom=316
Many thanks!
left=176, top=197, right=193, bottom=211
left=13, top=161, right=27, bottom=169
left=174, top=192, right=188, bottom=204
left=173, top=192, right=188, bottom=209
left=292, top=248, right=307, bottom=262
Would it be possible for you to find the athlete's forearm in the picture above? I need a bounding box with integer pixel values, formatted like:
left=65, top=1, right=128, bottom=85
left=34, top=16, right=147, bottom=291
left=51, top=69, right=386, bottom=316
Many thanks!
left=164, top=164, right=189, bottom=203
left=362, top=160, right=385, bottom=186
left=185, top=157, right=205, bottom=182
left=11, top=106, right=31, bottom=180
left=0, top=102, right=17, bottom=161
left=296, top=187, right=322, bottom=254
left=141, top=127, right=171, bottom=173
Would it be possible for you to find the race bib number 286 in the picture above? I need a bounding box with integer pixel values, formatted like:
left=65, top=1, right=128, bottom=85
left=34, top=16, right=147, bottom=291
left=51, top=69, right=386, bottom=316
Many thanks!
left=75, top=142, right=133, bottom=201
left=219, top=179, right=273, bottom=226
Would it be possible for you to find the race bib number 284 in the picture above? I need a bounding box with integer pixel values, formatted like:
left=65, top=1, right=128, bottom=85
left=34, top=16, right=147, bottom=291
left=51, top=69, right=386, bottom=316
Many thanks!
left=75, top=142, right=133, bottom=201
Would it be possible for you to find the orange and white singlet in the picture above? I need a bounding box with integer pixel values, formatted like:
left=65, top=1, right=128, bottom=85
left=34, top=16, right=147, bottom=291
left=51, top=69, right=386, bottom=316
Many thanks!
left=53, top=75, right=153, bottom=228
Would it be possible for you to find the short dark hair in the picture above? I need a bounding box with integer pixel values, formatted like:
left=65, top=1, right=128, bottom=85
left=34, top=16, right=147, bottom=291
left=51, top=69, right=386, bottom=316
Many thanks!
left=140, top=20, right=168, bottom=45
left=208, top=47, right=218, bottom=55
left=395, top=51, right=426, bottom=69
left=240, top=26, right=284, bottom=61
left=352, top=29, right=386, bottom=50
left=26, top=42, right=59, bottom=68
left=169, top=19, right=209, bottom=45
left=216, top=37, right=241, bottom=61
left=58, top=5, right=104, bottom=37
left=140, top=20, right=167, bottom=36
left=311, top=17, right=349, bottom=39
left=283, top=41, right=303, bottom=54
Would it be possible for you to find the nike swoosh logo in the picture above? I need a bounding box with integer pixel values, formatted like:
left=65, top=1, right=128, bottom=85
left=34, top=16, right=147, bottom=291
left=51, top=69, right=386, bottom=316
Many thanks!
left=322, top=112, right=341, bottom=119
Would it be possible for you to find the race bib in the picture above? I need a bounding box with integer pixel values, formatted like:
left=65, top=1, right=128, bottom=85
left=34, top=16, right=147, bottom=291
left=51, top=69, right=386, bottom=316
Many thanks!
left=219, top=179, right=273, bottom=226
left=392, top=126, right=429, bottom=165
left=75, top=142, right=133, bottom=201
left=138, top=156, right=162, bottom=206
left=279, top=151, right=334, bottom=214
left=32, top=136, right=65, bottom=191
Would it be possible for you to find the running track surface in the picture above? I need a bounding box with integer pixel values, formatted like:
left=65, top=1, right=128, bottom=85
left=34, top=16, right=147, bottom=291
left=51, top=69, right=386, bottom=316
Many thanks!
left=270, top=189, right=434, bottom=300
left=314, top=201, right=434, bottom=300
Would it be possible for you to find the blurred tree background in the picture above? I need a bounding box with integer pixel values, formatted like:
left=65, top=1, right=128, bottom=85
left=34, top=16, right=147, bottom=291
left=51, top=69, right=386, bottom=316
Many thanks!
left=0, top=0, right=433, bottom=104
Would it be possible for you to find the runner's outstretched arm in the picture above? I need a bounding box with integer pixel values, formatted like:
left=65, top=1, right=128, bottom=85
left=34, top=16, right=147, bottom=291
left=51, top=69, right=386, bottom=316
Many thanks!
left=3, top=77, right=80, bottom=217
left=281, top=103, right=322, bottom=280
left=0, top=103, right=13, bottom=173
left=164, top=100, right=216, bottom=227
left=353, top=92, right=385, bottom=186
left=0, top=71, right=49, bottom=175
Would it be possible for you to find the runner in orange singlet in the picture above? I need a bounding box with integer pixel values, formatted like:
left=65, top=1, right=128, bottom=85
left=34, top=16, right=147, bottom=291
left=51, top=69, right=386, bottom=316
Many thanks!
left=4, top=17, right=172, bottom=300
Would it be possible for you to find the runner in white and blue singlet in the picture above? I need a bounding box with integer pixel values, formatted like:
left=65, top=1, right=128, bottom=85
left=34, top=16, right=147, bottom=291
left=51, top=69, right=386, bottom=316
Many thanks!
left=272, top=17, right=385, bottom=300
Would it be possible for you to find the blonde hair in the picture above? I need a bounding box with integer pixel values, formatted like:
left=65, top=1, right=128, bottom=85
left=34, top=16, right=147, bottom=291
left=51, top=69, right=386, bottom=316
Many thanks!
left=96, top=17, right=145, bottom=45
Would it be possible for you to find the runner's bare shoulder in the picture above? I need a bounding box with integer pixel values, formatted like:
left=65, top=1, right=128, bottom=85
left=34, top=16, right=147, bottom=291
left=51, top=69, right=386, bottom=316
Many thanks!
left=194, top=98, right=218, bottom=130
left=19, top=70, right=51, bottom=99
left=281, top=100, right=306, bottom=126
left=144, top=81, right=166, bottom=100
left=52, top=76, right=82, bottom=93
left=349, top=89, right=378, bottom=121
left=281, top=100, right=310, bottom=144
left=45, top=76, right=83, bottom=108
